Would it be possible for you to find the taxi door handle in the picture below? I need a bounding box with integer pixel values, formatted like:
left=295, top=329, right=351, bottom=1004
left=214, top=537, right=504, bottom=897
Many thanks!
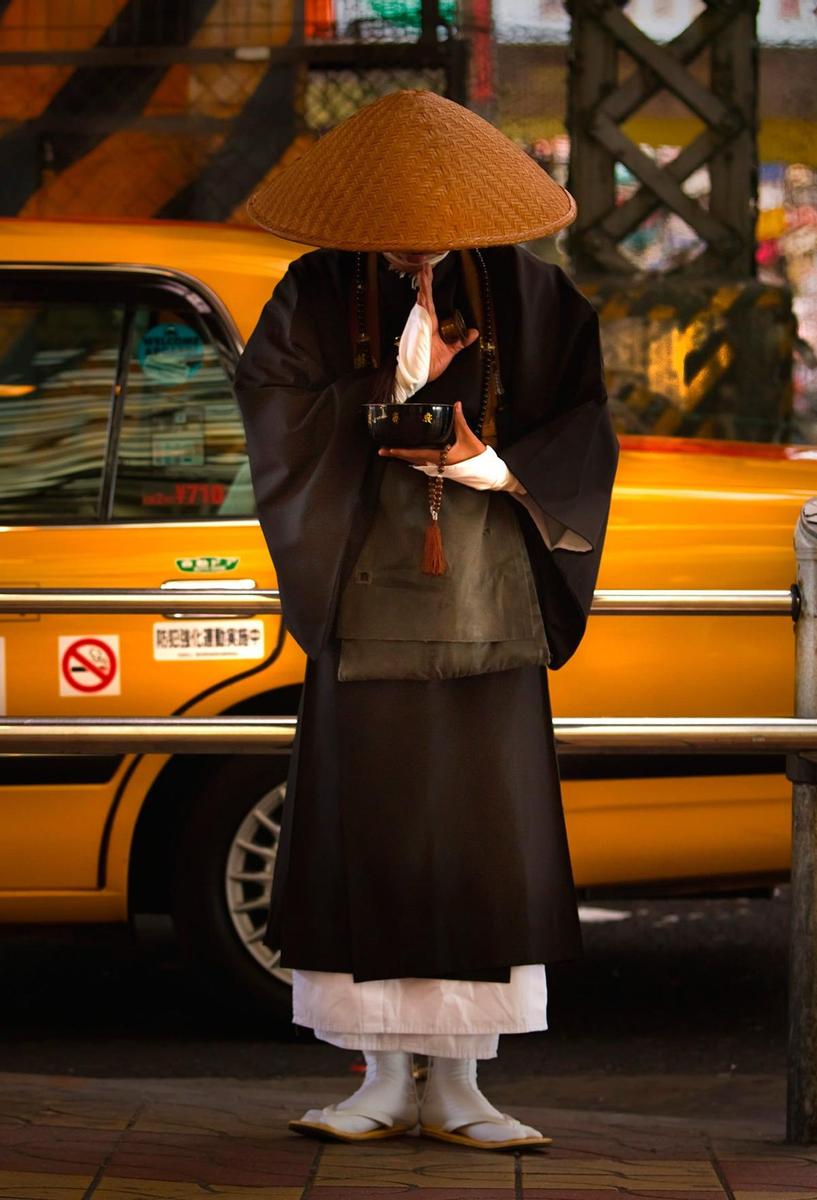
left=160, top=579, right=258, bottom=590
left=159, top=578, right=259, bottom=619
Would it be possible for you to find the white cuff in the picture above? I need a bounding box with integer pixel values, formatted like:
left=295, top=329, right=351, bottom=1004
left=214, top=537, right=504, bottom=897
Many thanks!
left=411, top=445, right=525, bottom=492
left=411, top=447, right=591, bottom=552
left=392, top=303, right=432, bottom=403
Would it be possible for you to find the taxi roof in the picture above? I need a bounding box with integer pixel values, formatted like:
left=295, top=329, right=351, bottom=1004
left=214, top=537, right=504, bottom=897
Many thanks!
left=0, top=217, right=306, bottom=343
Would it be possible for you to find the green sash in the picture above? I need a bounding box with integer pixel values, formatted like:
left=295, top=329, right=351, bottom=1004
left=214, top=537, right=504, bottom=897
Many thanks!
left=336, top=461, right=550, bottom=681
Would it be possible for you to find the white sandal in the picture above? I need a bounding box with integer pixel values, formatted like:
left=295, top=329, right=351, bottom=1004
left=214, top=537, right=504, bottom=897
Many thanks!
left=420, top=1057, right=551, bottom=1151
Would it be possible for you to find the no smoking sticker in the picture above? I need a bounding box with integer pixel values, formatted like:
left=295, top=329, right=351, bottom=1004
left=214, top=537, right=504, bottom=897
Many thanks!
left=59, top=635, right=121, bottom=697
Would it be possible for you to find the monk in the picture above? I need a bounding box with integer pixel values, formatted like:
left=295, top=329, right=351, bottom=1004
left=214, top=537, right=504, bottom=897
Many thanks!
left=234, top=89, right=619, bottom=1149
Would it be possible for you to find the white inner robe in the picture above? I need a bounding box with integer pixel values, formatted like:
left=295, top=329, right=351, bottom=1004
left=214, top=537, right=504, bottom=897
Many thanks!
left=293, top=964, right=548, bottom=1059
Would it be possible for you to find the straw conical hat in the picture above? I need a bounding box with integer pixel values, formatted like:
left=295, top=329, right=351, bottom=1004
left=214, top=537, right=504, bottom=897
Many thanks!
left=247, top=89, right=576, bottom=250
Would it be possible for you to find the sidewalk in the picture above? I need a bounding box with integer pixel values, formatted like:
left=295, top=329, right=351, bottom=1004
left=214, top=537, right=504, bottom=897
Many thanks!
left=1, top=1071, right=816, bottom=1198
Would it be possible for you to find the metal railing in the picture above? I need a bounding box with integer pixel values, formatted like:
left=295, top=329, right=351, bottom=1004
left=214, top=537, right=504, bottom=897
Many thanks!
left=0, top=531, right=815, bottom=1142
left=0, top=715, right=812, bottom=755
left=0, top=585, right=796, bottom=617
left=0, top=587, right=282, bottom=616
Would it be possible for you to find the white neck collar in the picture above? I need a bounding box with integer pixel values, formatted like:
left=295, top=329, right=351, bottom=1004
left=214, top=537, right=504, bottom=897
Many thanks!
left=382, top=250, right=450, bottom=288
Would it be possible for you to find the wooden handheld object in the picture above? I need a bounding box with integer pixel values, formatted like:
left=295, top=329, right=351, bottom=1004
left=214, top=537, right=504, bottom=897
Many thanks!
left=439, top=309, right=468, bottom=345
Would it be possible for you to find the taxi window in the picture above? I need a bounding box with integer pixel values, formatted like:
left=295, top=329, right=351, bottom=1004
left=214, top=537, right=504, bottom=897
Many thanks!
left=112, top=304, right=255, bottom=520
left=0, top=300, right=123, bottom=521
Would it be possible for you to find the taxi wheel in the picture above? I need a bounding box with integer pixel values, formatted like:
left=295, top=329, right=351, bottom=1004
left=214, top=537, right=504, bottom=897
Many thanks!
left=171, top=755, right=292, bottom=1020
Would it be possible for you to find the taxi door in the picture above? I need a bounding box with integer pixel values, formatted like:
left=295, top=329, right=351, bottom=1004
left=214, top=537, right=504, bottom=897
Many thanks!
left=0, top=267, right=281, bottom=899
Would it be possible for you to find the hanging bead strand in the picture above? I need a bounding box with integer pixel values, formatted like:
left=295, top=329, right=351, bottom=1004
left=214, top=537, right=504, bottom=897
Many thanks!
left=353, top=251, right=372, bottom=369
left=352, top=248, right=500, bottom=576
left=473, top=248, right=498, bottom=442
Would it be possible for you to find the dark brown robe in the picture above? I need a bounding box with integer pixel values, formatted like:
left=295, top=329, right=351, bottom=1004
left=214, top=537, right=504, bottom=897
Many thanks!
left=234, top=245, right=619, bottom=983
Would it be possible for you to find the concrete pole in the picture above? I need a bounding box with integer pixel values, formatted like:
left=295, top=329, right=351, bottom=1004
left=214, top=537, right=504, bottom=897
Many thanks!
left=788, top=498, right=817, bottom=1143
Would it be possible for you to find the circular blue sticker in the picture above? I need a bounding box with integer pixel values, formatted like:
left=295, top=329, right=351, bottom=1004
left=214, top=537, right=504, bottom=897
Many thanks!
left=137, top=323, right=204, bottom=384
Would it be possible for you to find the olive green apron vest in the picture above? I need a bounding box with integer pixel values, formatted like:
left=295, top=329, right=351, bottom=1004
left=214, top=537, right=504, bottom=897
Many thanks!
left=336, top=460, right=551, bottom=681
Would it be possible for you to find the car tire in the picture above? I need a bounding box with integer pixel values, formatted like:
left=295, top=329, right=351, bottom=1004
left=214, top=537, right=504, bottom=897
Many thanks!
left=171, top=754, right=293, bottom=1021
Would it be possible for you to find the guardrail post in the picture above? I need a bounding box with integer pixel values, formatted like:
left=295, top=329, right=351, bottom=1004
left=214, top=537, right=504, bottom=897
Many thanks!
left=788, top=498, right=817, bottom=1143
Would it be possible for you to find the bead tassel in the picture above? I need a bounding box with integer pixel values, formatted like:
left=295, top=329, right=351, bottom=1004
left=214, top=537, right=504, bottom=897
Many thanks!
left=422, top=517, right=446, bottom=576
left=422, top=446, right=450, bottom=575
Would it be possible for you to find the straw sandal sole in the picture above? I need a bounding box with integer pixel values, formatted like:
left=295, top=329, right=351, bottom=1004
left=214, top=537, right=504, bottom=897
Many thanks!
left=289, top=1118, right=414, bottom=1143
left=419, top=1123, right=552, bottom=1151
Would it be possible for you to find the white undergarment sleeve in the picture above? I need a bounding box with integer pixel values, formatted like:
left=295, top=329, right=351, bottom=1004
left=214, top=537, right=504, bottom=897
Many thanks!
left=292, top=964, right=547, bottom=1059
left=411, top=444, right=519, bottom=492
left=392, top=301, right=432, bottom=403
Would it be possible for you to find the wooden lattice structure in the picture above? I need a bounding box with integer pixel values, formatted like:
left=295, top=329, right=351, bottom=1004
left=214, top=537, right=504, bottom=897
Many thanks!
left=565, top=0, right=759, bottom=278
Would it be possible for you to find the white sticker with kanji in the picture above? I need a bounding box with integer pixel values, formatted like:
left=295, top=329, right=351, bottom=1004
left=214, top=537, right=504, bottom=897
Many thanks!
left=59, top=635, right=121, bottom=697
left=152, top=620, right=265, bottom=661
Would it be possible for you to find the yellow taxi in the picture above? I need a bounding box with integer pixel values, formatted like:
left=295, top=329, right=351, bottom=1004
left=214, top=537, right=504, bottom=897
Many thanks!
left=0, top=218, right=808, bottom=1015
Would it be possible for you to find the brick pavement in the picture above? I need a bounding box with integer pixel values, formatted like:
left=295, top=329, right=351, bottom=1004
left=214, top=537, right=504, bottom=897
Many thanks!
left=1, top=1072, right=816, bottom=1198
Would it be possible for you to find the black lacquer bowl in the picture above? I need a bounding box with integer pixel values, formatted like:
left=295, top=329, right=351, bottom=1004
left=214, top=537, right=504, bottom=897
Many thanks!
left=363, top=402, right=455, bottom=449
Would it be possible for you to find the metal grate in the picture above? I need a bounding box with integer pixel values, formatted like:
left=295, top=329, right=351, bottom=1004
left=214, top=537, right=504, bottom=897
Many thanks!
left=0, top=2, right=470, bottom=223
left=566, top=0, right=759, bottom=278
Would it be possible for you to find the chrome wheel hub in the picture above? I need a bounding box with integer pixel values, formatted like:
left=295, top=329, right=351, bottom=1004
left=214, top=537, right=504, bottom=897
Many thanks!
left=224, top=780, right=291, bottom=986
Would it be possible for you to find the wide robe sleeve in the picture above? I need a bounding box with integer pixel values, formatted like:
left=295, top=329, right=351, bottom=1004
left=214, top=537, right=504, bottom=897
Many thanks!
left=233, top=251, right=379, bottom=659
left=498, top=253, right=620, bottom=671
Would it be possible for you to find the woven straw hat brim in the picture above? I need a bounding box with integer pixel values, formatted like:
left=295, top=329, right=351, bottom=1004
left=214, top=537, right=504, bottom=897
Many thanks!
left=247, top=89, right=576, bottom=251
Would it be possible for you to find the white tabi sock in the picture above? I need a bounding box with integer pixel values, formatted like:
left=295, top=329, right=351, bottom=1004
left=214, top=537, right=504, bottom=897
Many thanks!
left=421, top=1056, right=544, bottom=1143
left=299, top=1050, right=419, bottom=1134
